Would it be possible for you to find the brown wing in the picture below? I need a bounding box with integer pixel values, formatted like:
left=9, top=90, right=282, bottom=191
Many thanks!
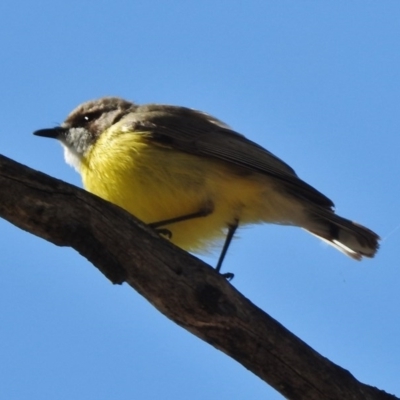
left=124, top=104, right=334, bottom=209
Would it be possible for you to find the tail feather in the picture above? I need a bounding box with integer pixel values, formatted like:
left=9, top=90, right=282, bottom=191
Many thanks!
left=305, top=209, right=380, bottom=260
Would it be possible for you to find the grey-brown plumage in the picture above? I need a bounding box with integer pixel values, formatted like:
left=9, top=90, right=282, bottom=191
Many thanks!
left=34, top=97, right=380, bottom=261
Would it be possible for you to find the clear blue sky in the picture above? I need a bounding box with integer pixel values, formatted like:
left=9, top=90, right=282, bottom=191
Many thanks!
left=1, top=1, right=399, bottom=399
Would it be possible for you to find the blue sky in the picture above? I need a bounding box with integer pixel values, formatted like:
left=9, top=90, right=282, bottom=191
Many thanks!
left=1, top=1, right=399, bottom=399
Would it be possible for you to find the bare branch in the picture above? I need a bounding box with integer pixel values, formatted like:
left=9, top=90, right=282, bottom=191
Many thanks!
left=0, top=154, right=397, bottom=400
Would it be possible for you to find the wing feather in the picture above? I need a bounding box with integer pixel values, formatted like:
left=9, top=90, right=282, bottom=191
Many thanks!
left=124, top=104, right=334, bottom=208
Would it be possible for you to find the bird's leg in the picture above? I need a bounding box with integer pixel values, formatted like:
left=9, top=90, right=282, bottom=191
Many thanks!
left=150, top=204, right=238, bottom=280
left=216, top=219, right=239, bottom=280
left=149, top=203, right=214, bottom=238
left=149, top=208, right=212, bottom=229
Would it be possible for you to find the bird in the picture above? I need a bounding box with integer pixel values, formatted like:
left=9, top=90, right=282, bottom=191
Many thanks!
left=33, top=97, right=379, bottom=273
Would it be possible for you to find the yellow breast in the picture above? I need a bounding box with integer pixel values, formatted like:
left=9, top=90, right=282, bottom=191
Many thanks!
left=80, top=128, right=295, bottom=253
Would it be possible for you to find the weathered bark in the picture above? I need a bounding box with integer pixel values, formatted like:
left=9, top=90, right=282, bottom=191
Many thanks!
left=0, top=154, right=397, bottom=400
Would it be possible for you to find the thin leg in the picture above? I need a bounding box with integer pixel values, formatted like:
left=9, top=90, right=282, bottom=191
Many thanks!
left=149, top=204, right=214, bottom=239
left=149, top=204, right=213, bottom=229
left=215, top=219, right=239, bottom=277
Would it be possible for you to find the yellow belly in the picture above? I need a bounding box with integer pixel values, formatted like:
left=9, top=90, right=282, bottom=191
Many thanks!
left=80, top=130, right=299, bottom=253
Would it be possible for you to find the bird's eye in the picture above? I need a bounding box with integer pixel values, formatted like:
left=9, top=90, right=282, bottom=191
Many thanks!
left=76, top=111, right=101, bottom=126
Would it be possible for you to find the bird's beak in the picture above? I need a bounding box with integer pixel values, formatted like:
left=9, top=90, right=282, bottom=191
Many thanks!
left=33, top=127, right=67, bottom=139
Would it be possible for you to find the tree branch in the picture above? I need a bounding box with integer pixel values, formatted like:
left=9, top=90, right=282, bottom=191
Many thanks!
left=0, top=154, right=397, bottom=400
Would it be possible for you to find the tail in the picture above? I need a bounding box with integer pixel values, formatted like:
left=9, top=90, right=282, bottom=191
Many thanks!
left=304, top=208, right=380, bottom=260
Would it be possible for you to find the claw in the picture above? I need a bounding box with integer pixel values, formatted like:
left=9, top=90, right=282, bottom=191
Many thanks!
left=156, top=228, right=172, bottom=239
left=221, top=272, right=234, bottom=281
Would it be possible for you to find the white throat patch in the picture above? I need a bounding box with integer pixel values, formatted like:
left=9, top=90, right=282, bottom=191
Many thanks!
left=61, top=143, right=83, bottom=172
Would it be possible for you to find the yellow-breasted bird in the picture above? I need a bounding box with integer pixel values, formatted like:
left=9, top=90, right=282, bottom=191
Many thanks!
left=33, top=97, right=379, bottom=272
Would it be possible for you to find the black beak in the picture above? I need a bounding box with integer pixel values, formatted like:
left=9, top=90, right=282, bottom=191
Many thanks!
left=33, top=127, right=67, bottom=139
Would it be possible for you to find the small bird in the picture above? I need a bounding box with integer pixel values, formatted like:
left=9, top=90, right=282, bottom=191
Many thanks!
left=34, top=97, right=379, bottom=272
